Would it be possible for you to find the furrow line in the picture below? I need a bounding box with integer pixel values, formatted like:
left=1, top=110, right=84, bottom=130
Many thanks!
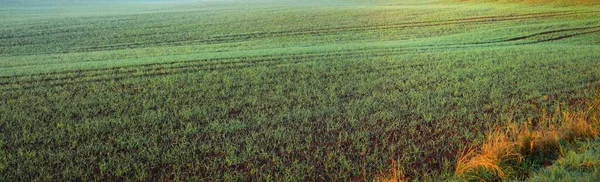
left=447, top=25, right=600, bottom=46
left=0, top=49, right=411, bottom=88
left=0, top=45, right=441, bottom=82
left=41, top=11, right=587, bottom=53
left=6, top=23, right=594, bottom=85
left=0, top=48, right=439, bottom=91
left=503, top=26, right=600, bottom=42
left=520, top=29, right=600, bottom=44
left=0, top=60, right=432, bottom=93
left=0, top=59, right=311, bottom=92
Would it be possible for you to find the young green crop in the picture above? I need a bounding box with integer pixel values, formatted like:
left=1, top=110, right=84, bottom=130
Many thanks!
left=1, top=0, right=599, bottom=180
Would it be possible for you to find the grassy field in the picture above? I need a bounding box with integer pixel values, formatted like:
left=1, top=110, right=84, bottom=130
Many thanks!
left=1, top=0, right=600, bottom=180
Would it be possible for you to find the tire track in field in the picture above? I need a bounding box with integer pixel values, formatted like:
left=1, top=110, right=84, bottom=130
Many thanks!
left=5, top=22, right=599, bottom=89
left=468, top=25, right=600, bottom=45
left=4, top=11, right=590, bottom=68
left=0, top=44, right=452, bottom=91
left=519, top=29, right=600, bottom=44
left=3, top=14, right=598, bottom=90
left=0, top=42, right=461, bottom=84
left=0, top=60, right=292, bottom=92
left=7, top=61, right=433, bottom=93
left=0, top=11, right=589, bottom=56
left=0, top=24, right=174, bottom=40
left=507, top=26, right=600, bottom=42
left=66, top=11, right=589, bottom=52
left=0, top=56, right=432, bottom=92
left=0, top=57, right=281, bottom=87
left=3, top=22, right=598, bottom=89
left=2, top=37, right=483, bottom=83
left=0, top=47, right=426, bottom=90
left=0, top=50, right=375, bottom=82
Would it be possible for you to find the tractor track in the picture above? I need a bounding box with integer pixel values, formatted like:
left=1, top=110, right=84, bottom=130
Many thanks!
left=1, top=42, right=476, bottom=82
left=2, top=22, right=598, bottom=90
left=0, top=58, right=432, bottom=92
left=71, top=11, right=587, bottom=52
left=519, top=29, right=600, bottom=44
left=2, top=10, right=592, bottom=55
left=0, top=47, right=436, bottom=90
left=467, top=25, right=600, bottom=45
left=7, top=21, right=598, bottom=70
left=2, top=11, right=599, bottom=91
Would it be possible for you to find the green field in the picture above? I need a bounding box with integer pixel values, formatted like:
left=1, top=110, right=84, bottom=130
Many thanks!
left=1, top=0, right=600, bottom=180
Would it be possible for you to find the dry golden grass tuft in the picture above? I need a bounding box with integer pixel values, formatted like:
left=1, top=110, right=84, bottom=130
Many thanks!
left=560, top=112, right=598, bottom=141
left=374, top=161, right=409, bottom=182
left=454, top=94, right=600, bottom=180
left=455, top=127, right=524, bottom=180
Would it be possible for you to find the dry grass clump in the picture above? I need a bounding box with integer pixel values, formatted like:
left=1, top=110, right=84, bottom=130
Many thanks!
left=375, top=161, right=409, bottom=182
left=455, top=96, right=600, bottom=181
left=560, top=111, right=599, bottom=141
left=455, top=127, right=524, bottom=181
left=517, top=123, right=560, bottom=157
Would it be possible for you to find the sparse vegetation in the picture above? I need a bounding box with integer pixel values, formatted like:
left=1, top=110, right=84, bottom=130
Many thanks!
left=1, top=0, right=599, bottom=181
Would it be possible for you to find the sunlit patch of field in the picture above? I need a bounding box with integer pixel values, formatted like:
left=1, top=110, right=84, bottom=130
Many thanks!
left=461, top=0, right=600, bottom=6
left=1, top=0, right=599, bottom=180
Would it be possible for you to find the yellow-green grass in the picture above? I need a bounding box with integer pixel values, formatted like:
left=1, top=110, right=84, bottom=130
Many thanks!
left=1, top=0, right=600, bottom=180
left=461, top=0, right=600, bottom=6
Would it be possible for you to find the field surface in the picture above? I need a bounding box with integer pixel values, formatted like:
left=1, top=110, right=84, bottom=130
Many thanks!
left=1, top=0, right=600, bottom=180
